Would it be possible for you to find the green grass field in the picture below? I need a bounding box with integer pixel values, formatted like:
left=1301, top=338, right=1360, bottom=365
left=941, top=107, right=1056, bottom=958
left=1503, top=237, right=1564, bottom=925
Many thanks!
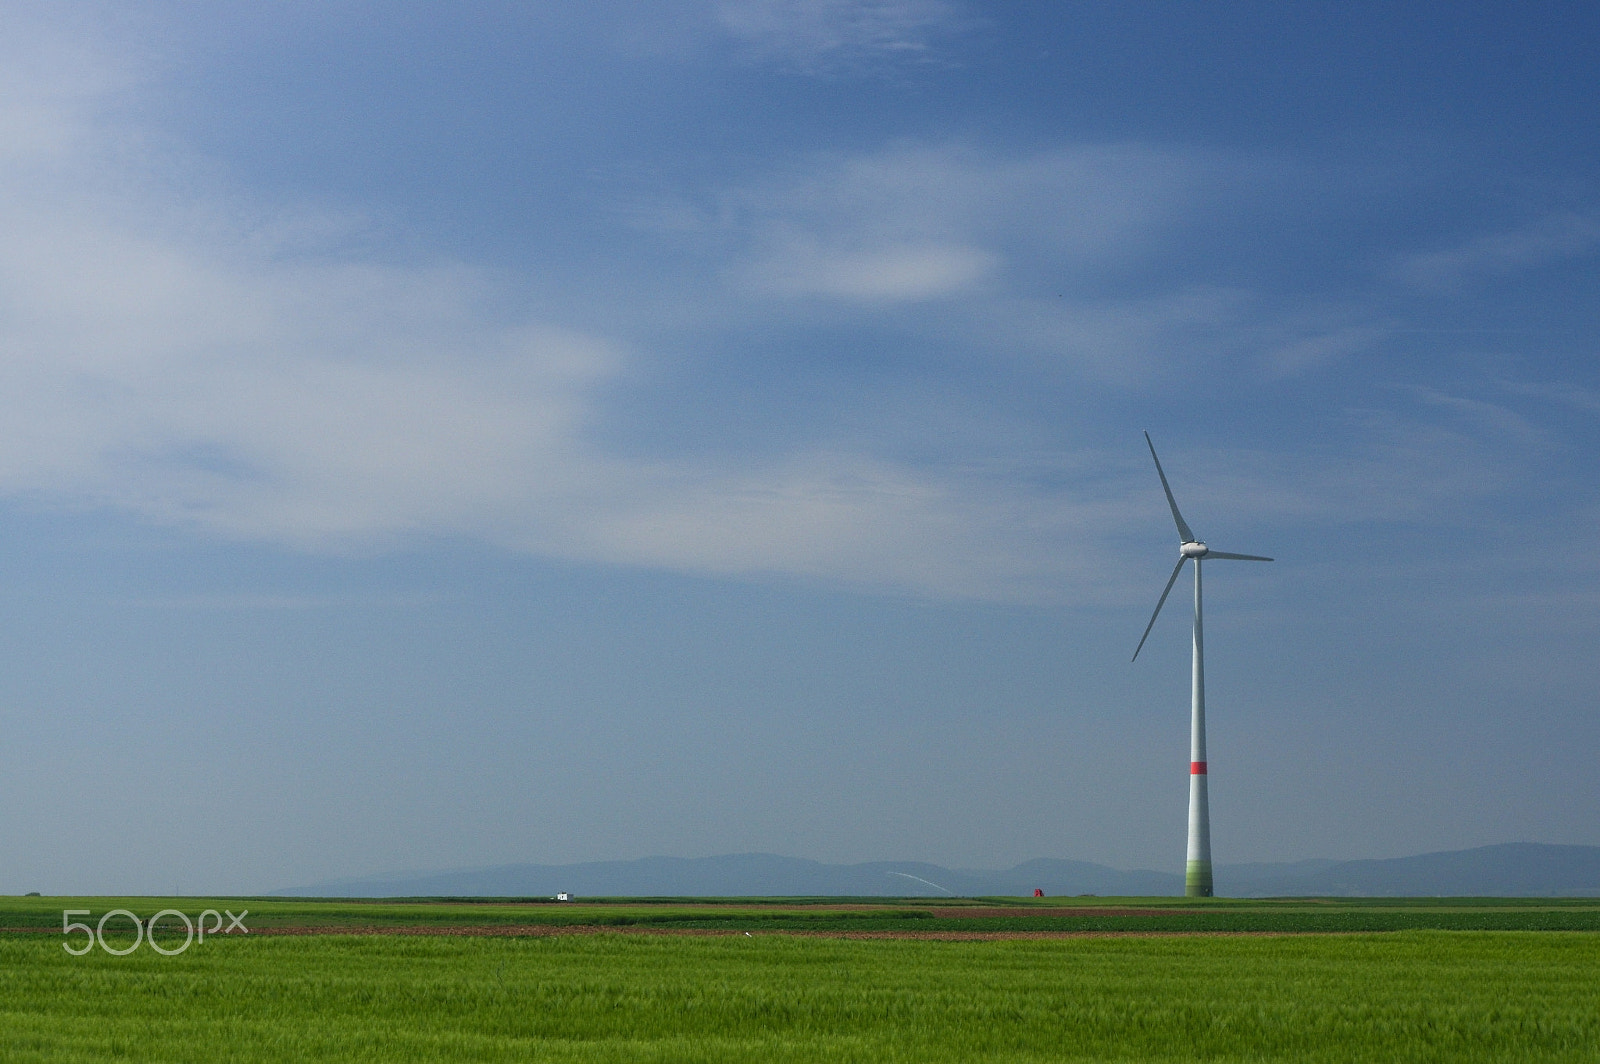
left=3, top=896, right=1598, bottom=1061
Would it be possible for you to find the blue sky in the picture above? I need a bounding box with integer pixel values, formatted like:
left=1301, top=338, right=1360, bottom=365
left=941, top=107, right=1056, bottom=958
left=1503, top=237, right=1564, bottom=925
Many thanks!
left=1, top=1, right=1597, bottom=894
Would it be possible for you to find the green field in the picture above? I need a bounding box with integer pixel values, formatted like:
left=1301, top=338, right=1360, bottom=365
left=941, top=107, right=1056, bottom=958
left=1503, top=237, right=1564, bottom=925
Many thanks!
left=3, top=896, right=1598, bottom=1062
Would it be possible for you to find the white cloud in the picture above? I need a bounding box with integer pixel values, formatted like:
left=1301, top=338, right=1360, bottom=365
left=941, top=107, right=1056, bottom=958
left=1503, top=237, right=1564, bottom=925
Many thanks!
left=738, top=142, right=1197, bottom=261
left=0, top=175, right=1088, bottom=597
left=569, top=451, right=1114, bottom=600
left=1, top=13, right=1562, bottom=608
left=749, top=240, right=996, bottom=300
left=0, top=31, right=1104, bottom=602
left=709, top=142, right=1202, bottom=309
left=628, top=142, right=1391, bottom=385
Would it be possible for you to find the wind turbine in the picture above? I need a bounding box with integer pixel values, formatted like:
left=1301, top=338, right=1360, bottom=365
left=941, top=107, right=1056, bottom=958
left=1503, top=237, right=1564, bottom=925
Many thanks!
left=1133, top=432, right=1271, bottom=898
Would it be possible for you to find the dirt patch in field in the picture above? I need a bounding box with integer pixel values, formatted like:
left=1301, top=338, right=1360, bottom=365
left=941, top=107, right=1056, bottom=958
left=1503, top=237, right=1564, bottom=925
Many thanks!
left=235, top=925, right=1308, bottom=940
left=929, top=908, right=1183, bottom=919
left=0, top=923, right=1341, bottom=940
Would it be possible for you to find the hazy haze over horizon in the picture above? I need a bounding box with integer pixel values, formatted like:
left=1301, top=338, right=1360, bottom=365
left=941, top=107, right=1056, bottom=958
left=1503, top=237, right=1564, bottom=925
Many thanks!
left=1, top=1, right=1597, bottom=894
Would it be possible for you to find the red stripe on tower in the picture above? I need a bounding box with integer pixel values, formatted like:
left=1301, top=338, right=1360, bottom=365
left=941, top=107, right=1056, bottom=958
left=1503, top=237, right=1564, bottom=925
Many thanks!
left=1190, top=761, right=1207, bottom=774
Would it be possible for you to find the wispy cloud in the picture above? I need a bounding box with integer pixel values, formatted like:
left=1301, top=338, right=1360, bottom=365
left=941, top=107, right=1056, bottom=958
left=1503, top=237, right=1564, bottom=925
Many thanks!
left=715, top=0, right=970, bottom=73
left=683, top=141, right=1206, bottom=317
left=1499, top=379, right=1600, bottom=416
left=694, top=143, right=1393, bottom=384
left=0, top=34, right=1099, bottom=601
left=131, top=592, right=443, bottom=611
left=728, top=142, right=1200, bottom=272
left=0, top=180, right=1085, bottom=599
left=748, top=240, right=996, bottom=300
left=1, top=14, right=1570, bottom=608
left=1390, top=212, right=1600, bottom=291
left=1261, top=324, right=1387, bottom=377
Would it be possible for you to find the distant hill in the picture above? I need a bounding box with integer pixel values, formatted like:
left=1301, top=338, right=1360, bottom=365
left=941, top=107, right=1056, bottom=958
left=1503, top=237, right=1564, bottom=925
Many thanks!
left=275, top=843, right=1600, bottom=899
left=1223, top=843, right=1600, bottom=897
left=275, top=853, right=1181, bottom=898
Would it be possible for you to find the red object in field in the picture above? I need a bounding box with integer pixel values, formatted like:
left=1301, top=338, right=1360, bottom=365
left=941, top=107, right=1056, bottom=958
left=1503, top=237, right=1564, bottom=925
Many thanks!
left=1033, top=888, right=1043, bottom=897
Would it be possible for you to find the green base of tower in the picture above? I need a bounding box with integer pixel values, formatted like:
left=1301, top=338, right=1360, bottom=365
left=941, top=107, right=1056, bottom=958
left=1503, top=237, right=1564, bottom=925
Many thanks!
left=1185, top=860, right=1213, bottom=897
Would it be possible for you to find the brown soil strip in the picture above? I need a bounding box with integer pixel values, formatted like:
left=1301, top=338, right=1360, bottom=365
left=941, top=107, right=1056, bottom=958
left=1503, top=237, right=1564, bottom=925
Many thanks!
left=155, top=924, right=1342, bottom=940
left=929, top=908, right=1185, bottom=918
left=0, top=924, right=1368, bottom=940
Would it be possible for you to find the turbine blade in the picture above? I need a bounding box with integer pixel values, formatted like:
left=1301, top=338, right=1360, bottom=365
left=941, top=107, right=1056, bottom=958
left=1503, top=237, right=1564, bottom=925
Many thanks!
left=1132, top=557, right=1187, bottom=662
left=1203, top=551, right=1273, bottom=562
left=1144, top=431, right=1195, bottom=543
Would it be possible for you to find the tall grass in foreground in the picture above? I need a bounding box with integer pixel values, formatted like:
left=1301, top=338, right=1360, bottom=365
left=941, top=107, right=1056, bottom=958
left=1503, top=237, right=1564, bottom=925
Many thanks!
left=2, top=932, right=1596, bottom=1062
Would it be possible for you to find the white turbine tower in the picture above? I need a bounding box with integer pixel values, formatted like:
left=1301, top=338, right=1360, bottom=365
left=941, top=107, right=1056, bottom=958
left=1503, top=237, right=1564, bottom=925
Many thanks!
left=1133, top=432, right=1272, bottom=898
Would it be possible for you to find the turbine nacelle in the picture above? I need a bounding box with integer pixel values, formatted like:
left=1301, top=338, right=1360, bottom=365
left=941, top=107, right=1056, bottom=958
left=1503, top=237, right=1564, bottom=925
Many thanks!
left=1180, top=541, right=1208, bottom=558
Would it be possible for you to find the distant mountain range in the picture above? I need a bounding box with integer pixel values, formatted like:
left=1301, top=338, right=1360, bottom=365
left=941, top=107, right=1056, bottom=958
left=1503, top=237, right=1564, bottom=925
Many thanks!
left=276, top=843, right=1600, bottom=898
